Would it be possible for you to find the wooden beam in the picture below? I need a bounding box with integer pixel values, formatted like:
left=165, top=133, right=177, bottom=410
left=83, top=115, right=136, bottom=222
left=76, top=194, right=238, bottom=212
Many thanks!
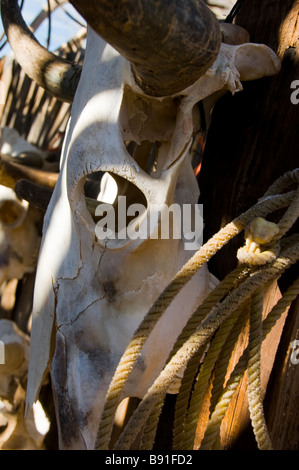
left=196, top=0, right=299, bottom=449
left=198, top=0, right=299, bottom=280
left=264, top=296, right=299, bottom=449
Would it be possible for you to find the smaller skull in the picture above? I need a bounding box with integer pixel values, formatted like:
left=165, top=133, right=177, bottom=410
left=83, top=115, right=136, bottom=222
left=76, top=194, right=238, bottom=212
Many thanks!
left=0, top=185, right=41, bottom=286
left=0, top=319, right=49, bottom=449
left=0, top=127, right=48, bottom=168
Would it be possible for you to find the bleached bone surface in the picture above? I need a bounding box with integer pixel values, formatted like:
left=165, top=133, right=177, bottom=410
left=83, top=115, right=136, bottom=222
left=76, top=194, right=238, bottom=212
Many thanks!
left=204, top=0, right=236, bottom=19
left=0, top=126, right=48, bottom=167
left=26, top=27, right=280, bottom=450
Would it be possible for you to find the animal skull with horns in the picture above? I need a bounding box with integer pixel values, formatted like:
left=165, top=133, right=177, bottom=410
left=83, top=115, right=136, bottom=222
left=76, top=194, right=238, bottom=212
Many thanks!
left=1, top=0, right=280, bottom=450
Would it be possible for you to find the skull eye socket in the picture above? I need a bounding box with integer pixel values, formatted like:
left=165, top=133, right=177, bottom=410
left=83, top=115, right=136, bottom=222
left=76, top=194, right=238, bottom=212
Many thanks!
left=0, top=200, right=27, bottom=228
left=84, top=171, right=148, bottom=235
left=83, top=140, right=159, bottom=233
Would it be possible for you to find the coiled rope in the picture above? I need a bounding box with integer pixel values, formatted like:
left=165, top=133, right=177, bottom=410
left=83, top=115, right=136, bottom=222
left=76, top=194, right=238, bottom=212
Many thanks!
left=95, top=168, right=299, bottom=450
left=200, top=269, right=299, bottom=450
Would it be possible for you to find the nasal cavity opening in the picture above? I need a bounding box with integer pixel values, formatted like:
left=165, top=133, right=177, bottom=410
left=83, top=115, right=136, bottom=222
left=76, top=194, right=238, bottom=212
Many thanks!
left=84, top=170, right=148, bottom=239
left=83, top=140, right=159, bottom=235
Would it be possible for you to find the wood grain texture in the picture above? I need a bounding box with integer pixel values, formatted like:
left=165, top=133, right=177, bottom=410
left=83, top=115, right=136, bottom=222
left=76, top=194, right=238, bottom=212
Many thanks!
left=198, top=0, right=299, bottom=280
left=264, top=296, right=299, bottom=449
left=196, top=0, right=299, bottom=449
left=193, top=283, right=289, bottom=449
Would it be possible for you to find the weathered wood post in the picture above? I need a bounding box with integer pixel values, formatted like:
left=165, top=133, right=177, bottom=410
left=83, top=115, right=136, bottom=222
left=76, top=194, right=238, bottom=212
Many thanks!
left=198, top=0, right=299, bottom=449
left=199, top=0, right=298, bottom=278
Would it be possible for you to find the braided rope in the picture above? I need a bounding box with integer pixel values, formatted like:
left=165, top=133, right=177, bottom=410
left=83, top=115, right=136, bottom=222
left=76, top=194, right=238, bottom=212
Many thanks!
left=171, top=266, right=251, bottom=449
left=113, top=242, right=299, bottom=450
left=95, top=169, right=298, bottom=450
left=138, top=397, right=165, bottom=450
left=276, top=183, right=299, bottom=240
left=172, top=348, right=205, bottom=450
left=209, top=300, right=249, bottom=416
left=247, top=288, right=273, bottom=449
left=200, top=270, right=299, bottom=449
left=95, top=219, right=244, bottom=449
left=263, top=274, right=299, bottom=334
left=262, top=169, right=299, bottom=198
left=125, top=266, right=251, bottom=449
left=199, top=347, right=248, bottom=449
left=181, top=304, right=243, bottom=450
left=237, top=241, right=280, bottom=266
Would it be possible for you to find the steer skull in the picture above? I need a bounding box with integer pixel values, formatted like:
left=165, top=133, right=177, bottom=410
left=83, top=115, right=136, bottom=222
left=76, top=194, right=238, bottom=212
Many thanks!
left=1, top=0, right=281, bottom=450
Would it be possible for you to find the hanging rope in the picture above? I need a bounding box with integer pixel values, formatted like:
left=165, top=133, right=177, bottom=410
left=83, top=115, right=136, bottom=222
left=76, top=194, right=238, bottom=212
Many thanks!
left=95, top=168, right=299, bottom=450
left=113, top=241, right=298, bottom=450
left=171, top=265, right=252, bottom=450
left=247, top=288, right=273, bottom=450
left=200, top=271, right=299, bottom=449
left=179, top=303, right=243, bottom=450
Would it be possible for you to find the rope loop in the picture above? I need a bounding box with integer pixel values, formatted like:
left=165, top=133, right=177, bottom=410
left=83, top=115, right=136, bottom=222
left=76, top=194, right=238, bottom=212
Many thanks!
left=95, top=168, right=299, bottom=451
left=238, top=170, right=299, bottom=266
left=237, top=217, right=281, bottom=265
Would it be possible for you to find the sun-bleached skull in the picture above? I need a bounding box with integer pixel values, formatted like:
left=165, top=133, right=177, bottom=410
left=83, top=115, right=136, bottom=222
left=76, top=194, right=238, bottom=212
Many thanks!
left=1, top=0, right=280, bottom=450
left=24, top=30, right=279, bottom=450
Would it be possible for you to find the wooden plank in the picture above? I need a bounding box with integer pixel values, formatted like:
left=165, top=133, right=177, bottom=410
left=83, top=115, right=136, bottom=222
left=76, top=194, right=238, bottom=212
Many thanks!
left=0, top=31, right=85, bottom=151
left=220, top=282, right=289, bottom=449
left=264, top=296, right=299, bottom=450
left=194, top=282, right=289, bottom=449
left=195, top=0, right=299, bottom=449
left=198, top=0, right=299, bottom=281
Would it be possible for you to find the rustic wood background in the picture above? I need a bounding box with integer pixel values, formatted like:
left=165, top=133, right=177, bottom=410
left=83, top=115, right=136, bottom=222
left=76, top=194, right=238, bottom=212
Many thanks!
left=198, top=0, right=299, bottom=449
left=0, top=0, right=298, bottom=450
